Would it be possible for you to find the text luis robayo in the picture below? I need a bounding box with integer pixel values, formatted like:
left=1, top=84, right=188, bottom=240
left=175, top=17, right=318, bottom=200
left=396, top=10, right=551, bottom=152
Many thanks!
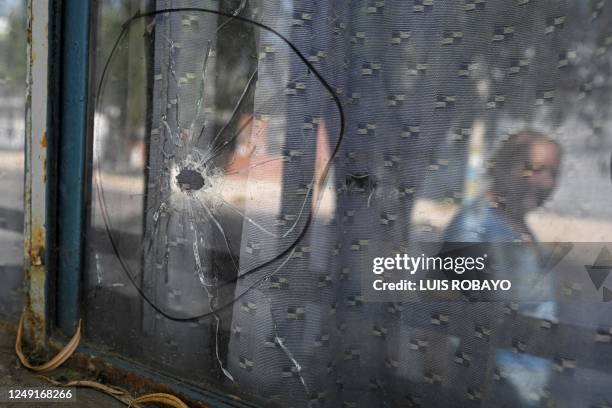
left=371, top=254, right=512, bottom=292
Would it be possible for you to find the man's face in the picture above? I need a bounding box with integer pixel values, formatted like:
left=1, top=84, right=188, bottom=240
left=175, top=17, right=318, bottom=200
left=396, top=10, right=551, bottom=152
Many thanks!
left=519, top=140, right=561, bottom=211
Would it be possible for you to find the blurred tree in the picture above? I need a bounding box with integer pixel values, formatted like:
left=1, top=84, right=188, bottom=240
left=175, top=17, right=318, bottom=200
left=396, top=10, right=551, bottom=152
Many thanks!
left=0, top=0, right=26, bottom=97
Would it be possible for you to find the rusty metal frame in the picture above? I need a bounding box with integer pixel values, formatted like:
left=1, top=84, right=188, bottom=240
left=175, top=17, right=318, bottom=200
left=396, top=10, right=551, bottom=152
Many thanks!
left=61, top=345, right=261, bottom=408
left=23, top=0, right=51, bottom=351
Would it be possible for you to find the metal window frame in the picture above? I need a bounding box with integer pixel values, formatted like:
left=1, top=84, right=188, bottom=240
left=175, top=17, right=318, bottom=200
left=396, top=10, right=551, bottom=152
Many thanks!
left=54, top=0, right=91, bottom=334
left=23, top=0, right=89, bottom=342
left=23, top=0, right=52, bottom=350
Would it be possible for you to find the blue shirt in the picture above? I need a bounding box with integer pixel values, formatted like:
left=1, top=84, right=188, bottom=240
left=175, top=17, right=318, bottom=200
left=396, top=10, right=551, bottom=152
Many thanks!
left=443, top=198, right=557, bottom=406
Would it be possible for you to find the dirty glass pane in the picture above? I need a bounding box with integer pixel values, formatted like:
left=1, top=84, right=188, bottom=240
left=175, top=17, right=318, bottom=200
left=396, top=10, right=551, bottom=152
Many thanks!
left=0, top=0, right=26, bottom=321
left=85, top=0, right=152, bottom=357
left=85, top=0, right=340, bottom=395
left=85, top=1, right=612, bottom=407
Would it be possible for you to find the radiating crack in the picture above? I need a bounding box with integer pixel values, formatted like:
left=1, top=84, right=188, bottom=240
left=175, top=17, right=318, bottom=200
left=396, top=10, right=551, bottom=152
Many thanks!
left=93, top=6, right=346, bottom=326
left=275, top=331, right=310, bottom=397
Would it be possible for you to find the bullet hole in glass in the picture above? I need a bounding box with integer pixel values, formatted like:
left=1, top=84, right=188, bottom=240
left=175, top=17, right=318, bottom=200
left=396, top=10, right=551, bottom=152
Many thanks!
left=176, top=167, right=205, bottom=191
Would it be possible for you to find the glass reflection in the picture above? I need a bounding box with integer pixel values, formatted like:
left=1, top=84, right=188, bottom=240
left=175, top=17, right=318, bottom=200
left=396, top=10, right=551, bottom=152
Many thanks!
left=85, top=1, right=612, bottom=407
left=0, top=0, right=25, bottom=321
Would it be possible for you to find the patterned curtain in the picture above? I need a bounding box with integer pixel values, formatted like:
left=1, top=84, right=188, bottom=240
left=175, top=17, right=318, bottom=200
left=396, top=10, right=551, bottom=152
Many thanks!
left=225, top=1, right=612, bottom=407
left=88, top=1, right=612, bottom=407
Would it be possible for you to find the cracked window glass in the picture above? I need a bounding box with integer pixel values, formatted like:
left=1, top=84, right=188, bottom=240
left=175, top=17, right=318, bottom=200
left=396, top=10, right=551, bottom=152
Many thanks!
left=84, top=1, right=612, bottom=407
left=85, top=0, right=340, bottom=396
left=0, top=0, right=25, bottom=321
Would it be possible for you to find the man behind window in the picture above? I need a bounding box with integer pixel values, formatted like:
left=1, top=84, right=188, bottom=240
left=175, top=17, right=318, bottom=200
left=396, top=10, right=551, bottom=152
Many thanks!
left=442, top=131, right=562, bottom=407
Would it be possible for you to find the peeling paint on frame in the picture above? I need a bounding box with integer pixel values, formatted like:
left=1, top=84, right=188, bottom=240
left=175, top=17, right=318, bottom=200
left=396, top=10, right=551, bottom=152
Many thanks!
left=23, top=0, right=49, bottom=350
